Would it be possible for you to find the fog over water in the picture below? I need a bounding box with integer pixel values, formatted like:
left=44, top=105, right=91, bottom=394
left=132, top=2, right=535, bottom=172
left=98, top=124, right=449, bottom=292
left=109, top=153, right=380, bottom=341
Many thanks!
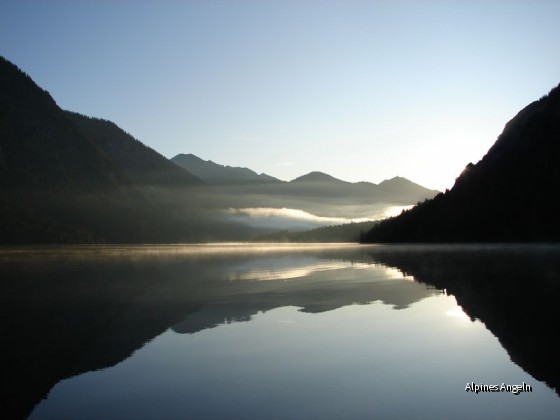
left=224, top=204, right=413, bottom=230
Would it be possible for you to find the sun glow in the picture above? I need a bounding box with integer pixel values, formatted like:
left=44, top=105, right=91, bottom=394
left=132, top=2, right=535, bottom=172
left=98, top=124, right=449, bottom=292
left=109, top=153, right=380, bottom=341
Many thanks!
left=445, top=308, right=471, bottom=322
left=382, top=266, right=415, bottom=281
left=382, top=205, right=414, bottom=219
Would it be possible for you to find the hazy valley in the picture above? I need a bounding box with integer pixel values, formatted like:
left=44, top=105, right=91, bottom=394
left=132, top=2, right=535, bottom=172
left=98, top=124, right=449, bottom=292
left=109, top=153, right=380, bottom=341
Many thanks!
left=3, top=50, right=559, bottom=244
left=0, top=56, right=437, bottom=244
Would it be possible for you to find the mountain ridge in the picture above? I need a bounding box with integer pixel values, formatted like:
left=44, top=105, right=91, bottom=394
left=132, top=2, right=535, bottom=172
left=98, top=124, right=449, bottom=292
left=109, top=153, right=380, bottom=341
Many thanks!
left=0, top=54, right=440, bottom=242
left=172, top=154, right=436, bottom=193
left=171, top=153, right=280, bottom=185
left=0, top=55, right=215, bottom=243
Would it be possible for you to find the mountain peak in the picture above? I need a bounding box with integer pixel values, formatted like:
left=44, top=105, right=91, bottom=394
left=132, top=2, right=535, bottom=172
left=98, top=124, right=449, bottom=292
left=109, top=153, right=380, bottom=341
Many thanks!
left=173, top=153, right=204, bottom=162
left=291, top=171, right=345, bottom=183
left=379, top=176, right=407, bottom=184
left=378, top=176, right=428, bottom=189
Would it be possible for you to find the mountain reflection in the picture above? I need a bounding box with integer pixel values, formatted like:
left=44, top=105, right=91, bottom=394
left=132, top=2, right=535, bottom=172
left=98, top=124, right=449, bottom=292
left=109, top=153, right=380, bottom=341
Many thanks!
left=363, top=244, right=560, bottom=395
left=172, top=258, right=435, bottom=334
left=1, top=244, right=559, bottom=418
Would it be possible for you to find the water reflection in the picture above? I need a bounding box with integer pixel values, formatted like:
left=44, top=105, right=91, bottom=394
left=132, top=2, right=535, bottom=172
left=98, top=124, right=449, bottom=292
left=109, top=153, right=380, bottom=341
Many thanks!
left=1, top=244, right=559, bottom=419
left=366, top=244, right=560, bottom=395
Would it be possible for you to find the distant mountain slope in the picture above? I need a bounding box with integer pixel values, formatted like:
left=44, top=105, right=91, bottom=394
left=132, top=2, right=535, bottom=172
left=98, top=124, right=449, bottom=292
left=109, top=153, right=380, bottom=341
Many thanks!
left=179, top=156, right=439, bottom=227
left=281, top=171, right=438, bottom=203
left=363, top=83, right=560, bottom=242
left=378, top=176, right=425, bottom=195
left=171, top=155, right=438, bottom=206
left=288, top=171, right=437, bottom=197
left=172, top=153, right=280, bottom=185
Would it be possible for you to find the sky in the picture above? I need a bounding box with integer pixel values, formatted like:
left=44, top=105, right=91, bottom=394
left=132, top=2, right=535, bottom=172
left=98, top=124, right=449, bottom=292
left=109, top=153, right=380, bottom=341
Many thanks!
left=1, top=1, right=559, bottom=191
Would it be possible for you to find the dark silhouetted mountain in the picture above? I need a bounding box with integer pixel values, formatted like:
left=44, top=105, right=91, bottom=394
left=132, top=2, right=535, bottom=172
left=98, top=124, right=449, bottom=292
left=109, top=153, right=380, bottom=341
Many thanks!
left=1, top=56, right=126, bottom=242
left=1, top=56, right=243, bottom=244
left=67, top=113, right=202, bottom=187
left=363, top=83, right=560, bottom=242
left=0, top=57, right=121, bottom=193
left=0, top=57, right=202, bottom=193
left=171, top=153, right=281, bottom=185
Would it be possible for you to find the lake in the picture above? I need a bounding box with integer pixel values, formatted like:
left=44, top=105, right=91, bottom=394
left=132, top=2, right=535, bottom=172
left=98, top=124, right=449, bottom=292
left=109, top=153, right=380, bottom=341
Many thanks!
left=1, top=243, right=559, bottom=419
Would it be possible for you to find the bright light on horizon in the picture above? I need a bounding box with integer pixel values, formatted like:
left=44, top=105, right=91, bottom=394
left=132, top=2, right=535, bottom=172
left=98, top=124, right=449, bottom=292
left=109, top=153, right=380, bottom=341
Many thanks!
left=445, top=308, right=471, bottom=322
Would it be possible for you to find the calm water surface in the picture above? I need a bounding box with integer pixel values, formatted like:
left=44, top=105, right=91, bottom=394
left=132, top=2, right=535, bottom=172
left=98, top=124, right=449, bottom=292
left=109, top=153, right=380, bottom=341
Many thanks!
left=1, top=244, right=559, bottom=419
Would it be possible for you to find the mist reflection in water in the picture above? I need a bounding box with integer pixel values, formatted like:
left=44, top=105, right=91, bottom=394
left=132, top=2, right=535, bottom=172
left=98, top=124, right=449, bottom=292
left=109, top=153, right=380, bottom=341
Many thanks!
left=229, top=260, right=402, bottom=282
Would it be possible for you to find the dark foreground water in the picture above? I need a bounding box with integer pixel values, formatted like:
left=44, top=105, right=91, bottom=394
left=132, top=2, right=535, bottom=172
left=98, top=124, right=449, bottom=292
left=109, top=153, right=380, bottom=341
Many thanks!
left=1, top=244, right=559, bottom=419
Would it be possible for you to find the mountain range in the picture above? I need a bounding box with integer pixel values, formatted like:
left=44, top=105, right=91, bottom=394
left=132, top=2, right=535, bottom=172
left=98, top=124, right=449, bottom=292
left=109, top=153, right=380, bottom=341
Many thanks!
left=172, top=152, right=434, bottom=201
left=171, top=153, right=280, bottom=185
left=363, top=82, right=560, bottom=242
left=171, top=155, right=438, bottom=215
left=0, top=56, right=231, bottom=243
left=0, top=55, right=437, bottom=243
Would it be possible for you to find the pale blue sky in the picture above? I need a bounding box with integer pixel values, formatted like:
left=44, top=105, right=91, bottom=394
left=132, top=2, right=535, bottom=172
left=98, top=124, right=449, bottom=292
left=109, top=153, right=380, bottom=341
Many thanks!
left=1, top=1, right=559, bottom=190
